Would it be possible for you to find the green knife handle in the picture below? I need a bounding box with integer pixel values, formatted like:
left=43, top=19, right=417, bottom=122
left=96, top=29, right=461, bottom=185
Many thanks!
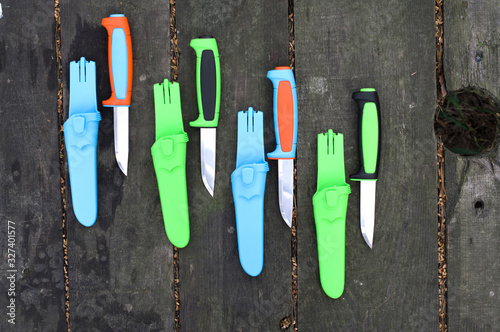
left=151, top=133, right=190, bottom=248
left=189, top=37, right=221, bottom=128
left=350, top=88, right=381, bottom=181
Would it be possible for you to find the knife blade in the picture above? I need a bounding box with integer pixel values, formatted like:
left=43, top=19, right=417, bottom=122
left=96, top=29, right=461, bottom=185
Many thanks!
left=350, top=88, right=381, bottom=248
left=102, top=14, right=133, bottom=176
left=267, top=67, right=298, bottom=228
left=190, top=37, right=221, bottom=196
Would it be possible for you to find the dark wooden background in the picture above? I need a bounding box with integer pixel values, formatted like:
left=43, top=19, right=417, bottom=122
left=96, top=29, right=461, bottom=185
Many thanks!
left=444, top=1, right=500, bottom=331
left=1, top=0, right=498, bottom=331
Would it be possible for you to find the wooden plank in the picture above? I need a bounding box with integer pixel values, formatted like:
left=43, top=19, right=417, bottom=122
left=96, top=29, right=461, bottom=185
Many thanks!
left=60, top=1, right=174, bottom=330
left=176, top=1, right=291, bottom=331
left=444, top=1, right=500, bottom=330
left=295, top=1, right=438, bottom=330
left=0, top=0, right=65, bottom=330
left=445, top=157, right=500, bottom=331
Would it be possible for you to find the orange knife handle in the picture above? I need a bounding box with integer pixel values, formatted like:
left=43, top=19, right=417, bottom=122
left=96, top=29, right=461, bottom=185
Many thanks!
left=102, top=14, right=133, bottom=107
left=267, top=67, right=298, bottom=160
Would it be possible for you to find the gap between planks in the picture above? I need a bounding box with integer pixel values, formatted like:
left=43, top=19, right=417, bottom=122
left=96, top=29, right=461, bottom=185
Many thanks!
left=435, top=0, right=447, bottom=331
left=289, top=0, right=299, bottom=331
left=170, top=1, right=181, bottom=331
left=54, top=0, right=71, bottom=331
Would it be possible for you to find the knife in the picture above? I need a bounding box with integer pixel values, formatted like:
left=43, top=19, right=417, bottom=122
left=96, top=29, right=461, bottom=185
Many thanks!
left=190, top=37, right=221, bottom=196
left=267, top=67, right=298, bottom=228
left=102, top=14, right=133, bottom=176
left=350, top=88, right=381, bottom=248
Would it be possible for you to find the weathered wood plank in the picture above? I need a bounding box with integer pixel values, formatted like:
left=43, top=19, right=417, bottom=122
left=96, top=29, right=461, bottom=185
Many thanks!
left=295, top=1, right=438, bottom=330
left=444, top=1, right=500, bottom=330
left=0, top=0, right=65, bottom=330
left=176, top=1, right=291, bottom=331
left=61, top=1, right=174, bottom=330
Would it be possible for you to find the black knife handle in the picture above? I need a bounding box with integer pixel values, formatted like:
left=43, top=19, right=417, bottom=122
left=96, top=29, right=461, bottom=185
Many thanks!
left=350, top=89, right=381, bottom=181
left=189, top=37, right=221, bottom=128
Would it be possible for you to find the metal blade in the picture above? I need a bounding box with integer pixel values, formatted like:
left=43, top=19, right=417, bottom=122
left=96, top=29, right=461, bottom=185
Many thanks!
left=278, top=159, right=294, bottom=227
left=360, top=181, right=377, bottom=248
left=113, top=106, right=129, bottom=176
left=200, top=128, right=216, bottom=196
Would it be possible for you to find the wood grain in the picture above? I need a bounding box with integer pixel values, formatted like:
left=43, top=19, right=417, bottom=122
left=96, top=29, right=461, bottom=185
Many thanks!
left=295, top=0, right=438, bottom=330
left=444, top=1, right=500, bottom=330
left=0, top=0, right=65, bottom=330
left=61, top=1, right=174, bottom=330
left=176, top=1, right=291, bottom=331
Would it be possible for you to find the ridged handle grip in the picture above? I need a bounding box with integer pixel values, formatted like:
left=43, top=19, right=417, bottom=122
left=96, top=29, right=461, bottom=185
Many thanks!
left=267, top=67, right=298, bottom=160
left=350, top=89, right=381, bottom=181
left=102, top=14, right=133, bottom=107
left=190, top=37, right=221, bottom=128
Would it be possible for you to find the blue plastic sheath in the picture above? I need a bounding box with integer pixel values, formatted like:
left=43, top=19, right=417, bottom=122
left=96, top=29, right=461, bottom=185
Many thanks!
left=266, top=68, right=298, bottom=159
left=231, top=108, right=269, bottom=276
left=63, top=57, right=100, bottom=227
left=69, top=57, right=97, bottom=116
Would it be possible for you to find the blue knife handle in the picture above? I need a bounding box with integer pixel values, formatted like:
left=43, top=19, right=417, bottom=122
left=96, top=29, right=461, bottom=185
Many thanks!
left=102, top=14, right=133, bottom=107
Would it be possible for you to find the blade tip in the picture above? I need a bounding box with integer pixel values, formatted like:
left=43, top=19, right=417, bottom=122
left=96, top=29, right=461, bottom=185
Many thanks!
left=281, top=211, right=293, bottom=228
left=362, top=233, right=373, bottom=248
left=117, top=159, right=128, bottom=176
left=202, top=177, right=214, bottom=197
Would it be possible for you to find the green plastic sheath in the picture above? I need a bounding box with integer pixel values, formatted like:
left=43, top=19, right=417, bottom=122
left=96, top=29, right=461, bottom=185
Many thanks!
left=312, top=129, right=351, bottom=299
left=151, top=79, right=190, bottom=248
left=361, top=102, right=379, bottom=174
left=316, top=130, right=347, bottom=190
left=189, top=37, right=221, bottom=128
left=154, top=80, right=184, bottom=140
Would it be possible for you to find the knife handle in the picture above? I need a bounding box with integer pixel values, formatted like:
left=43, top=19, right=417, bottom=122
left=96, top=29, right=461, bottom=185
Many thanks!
left=267, top=67, right=298, bottom=160
left=350, top=89, right=381, bottom=181
left=102, top=14, right=133, bottom=107
left=190, top=37, right=221, bottom=128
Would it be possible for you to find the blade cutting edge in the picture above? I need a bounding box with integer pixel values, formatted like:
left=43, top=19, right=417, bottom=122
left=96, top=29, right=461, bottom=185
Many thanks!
left=278, top=159, right=294, bottom=227
left=114, top=106, right=129, bottom=176
left=360, top=180, right=376, bottom=248
left=201, top=128, right=216, bottom=196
